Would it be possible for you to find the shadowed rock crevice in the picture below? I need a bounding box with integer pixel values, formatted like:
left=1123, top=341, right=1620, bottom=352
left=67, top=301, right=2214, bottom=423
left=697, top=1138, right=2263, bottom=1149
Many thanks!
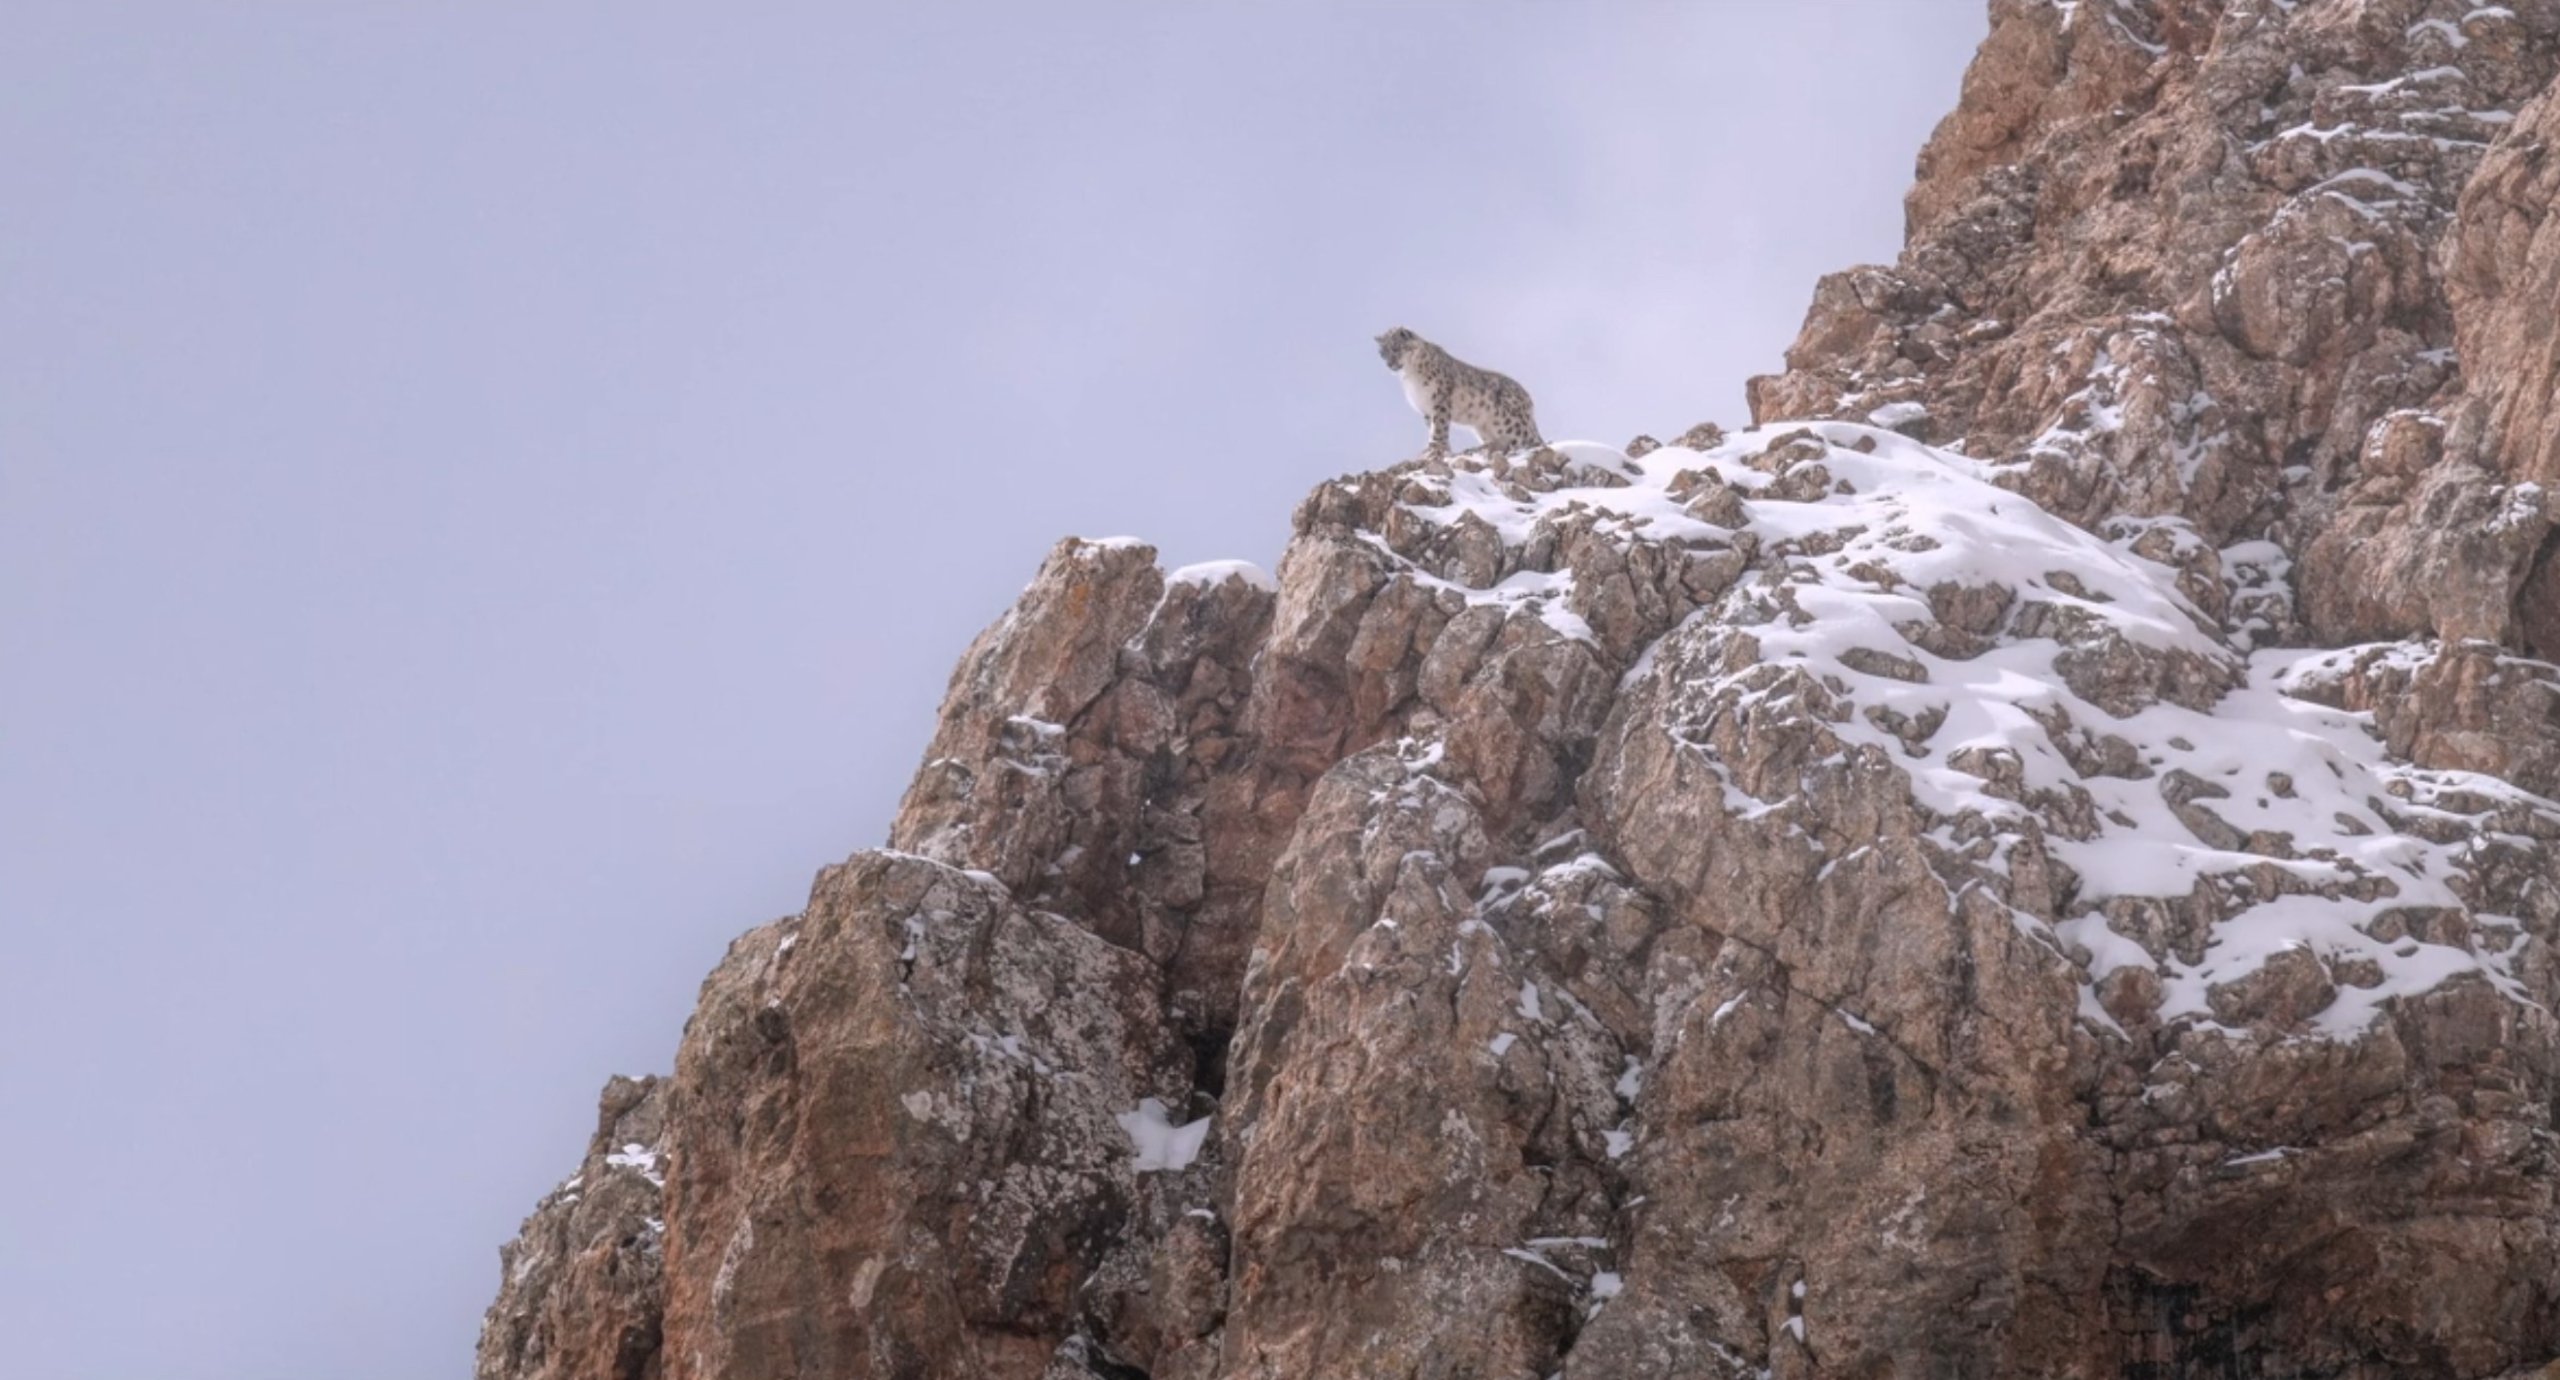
left=2514, top=529, right=2560, bottom=663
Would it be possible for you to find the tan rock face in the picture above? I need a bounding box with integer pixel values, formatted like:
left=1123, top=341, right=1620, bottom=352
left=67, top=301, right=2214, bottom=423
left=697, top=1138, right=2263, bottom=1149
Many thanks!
left=2450, top=67, right=2560, bottom=492
left=485, top=6, right=2560, bottom=1377
left=658, top=853, right=1201, bottom=1380
left=2444, top=77, right=2560, bottom=660
left=477, top=1075, right=668, bottom=1380
left=890, top=537, right=1282, bottom=1054
left=1748, top=0, right=2560, bottom=648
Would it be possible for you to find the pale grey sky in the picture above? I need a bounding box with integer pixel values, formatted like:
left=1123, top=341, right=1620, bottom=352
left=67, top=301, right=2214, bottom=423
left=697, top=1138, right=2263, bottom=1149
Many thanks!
left=0, top=5, right=1984, bottom=1377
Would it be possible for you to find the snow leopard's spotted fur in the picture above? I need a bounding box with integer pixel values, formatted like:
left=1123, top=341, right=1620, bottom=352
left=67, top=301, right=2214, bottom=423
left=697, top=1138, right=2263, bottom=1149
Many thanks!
left=1375, top=327, right=1544, bottom=460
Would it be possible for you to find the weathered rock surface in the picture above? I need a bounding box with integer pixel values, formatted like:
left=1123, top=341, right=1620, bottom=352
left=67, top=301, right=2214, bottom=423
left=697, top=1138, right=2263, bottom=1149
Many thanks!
left=1748, top=0, right=2559, bottom=652
left=478, top=1075, right=669, bottom=1380
left=2449, top=74, right=2560, bottom=494
left=485, top=4, right=2560, bottom=1376
left=649, top=852, right=1200, bottom=1380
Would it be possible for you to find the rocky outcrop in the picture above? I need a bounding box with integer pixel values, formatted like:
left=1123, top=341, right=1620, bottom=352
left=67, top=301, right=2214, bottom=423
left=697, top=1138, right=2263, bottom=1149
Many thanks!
left=653, top=853, right=1198, bottom=1380
left=477, top=1076, right=669, bottom=1380
left=2448, top=75, right=2560, bottom=494
left=889, top=538, right=1283, bottom=1070
left=2444, top=77, right=2560, bottom=660
left=484, top=4, right=2560, bottom=1376
left=1747, top=0, right=2559, bottom=652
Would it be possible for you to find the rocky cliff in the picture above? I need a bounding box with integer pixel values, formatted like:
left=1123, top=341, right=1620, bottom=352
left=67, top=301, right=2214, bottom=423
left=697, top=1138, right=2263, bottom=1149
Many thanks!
left=478, top=2, right=2560, bottom=1376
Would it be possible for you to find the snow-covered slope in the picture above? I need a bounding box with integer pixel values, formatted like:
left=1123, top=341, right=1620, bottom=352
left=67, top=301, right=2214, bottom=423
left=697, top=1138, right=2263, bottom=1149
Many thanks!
left=1379, top=423, right=2556, bottom=1041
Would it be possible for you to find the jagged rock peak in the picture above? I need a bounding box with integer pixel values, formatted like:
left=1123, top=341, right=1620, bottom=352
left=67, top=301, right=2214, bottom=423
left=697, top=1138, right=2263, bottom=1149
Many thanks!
left=1749, top=0, right=2559, bottom=656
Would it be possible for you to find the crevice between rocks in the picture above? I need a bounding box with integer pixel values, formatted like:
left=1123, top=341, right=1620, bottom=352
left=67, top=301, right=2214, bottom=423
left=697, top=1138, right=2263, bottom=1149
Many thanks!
left=2513, top=527, right=2560, bottom=663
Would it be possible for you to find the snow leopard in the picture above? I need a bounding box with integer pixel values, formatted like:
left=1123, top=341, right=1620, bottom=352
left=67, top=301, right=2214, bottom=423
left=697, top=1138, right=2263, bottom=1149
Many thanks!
left=1375, top=327, right=1544, bottom=460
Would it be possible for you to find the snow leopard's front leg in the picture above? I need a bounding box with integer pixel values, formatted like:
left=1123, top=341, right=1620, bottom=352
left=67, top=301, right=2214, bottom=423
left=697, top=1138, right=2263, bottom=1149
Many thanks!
left=1425, top=396, right=1452, bottom=461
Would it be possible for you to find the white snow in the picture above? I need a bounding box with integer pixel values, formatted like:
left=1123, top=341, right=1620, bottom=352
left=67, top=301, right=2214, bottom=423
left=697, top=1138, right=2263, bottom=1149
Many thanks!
left=605, top=1143, right=665, bottom=1187
left=1543, top=852, right=1622, bottom=884
left=1489, top=1032, right=1519, bottom=1057
left=1868, top=400, right=1930, bottom=430
left=1501, top=1246, right=1574, bottom=1283
left=1168, top=558, right=1278, bottom=593
left=1116, top=1098, right=1213, bottom=1173
left=1384, top=423, right=2558, bottom=1041
left=2409, top=16, right=2471, bottom=48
